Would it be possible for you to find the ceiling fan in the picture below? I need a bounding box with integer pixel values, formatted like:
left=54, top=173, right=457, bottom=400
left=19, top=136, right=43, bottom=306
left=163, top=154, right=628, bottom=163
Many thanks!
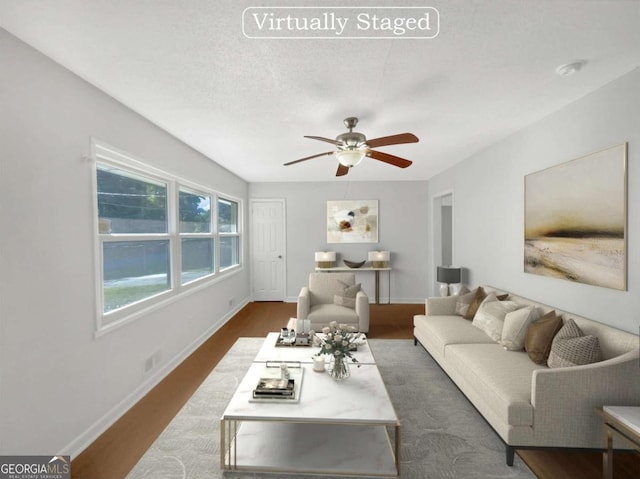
left=284, top=117, right=419, bottom=177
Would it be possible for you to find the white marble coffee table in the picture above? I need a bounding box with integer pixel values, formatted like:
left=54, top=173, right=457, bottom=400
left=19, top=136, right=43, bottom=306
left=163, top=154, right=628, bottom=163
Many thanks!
left=253, top=331, right=376, bottom=364
left=220, top=335, right=400, bottom=477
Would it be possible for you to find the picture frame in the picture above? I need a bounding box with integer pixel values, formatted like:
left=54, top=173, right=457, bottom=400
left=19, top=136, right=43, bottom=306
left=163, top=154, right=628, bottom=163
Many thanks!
left=524, top=143, right=627, bottom=290
left=327, top=200, right=379, bottom=243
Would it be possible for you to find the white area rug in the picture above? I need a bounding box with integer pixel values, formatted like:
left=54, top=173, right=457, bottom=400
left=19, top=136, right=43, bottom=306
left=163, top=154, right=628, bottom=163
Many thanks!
left=126, top=338, right=535, bottom=479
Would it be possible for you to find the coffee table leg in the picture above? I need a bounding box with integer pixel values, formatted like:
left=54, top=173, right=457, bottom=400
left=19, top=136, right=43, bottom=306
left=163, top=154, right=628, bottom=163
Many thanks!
left=395, top=423, right=401, bottom=476
left=604, top=427, right=613, bottom=479
left=220, top=419, right=239, bottom=470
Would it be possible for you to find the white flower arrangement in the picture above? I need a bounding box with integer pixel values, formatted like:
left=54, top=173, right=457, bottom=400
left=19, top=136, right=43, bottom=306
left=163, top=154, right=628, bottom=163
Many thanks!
left=311, top=321, right=364, bottom=367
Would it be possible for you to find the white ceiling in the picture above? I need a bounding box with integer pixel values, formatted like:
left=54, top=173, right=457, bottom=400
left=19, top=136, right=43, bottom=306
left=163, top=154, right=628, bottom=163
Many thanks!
left=1, top=0, right=639, bottom=182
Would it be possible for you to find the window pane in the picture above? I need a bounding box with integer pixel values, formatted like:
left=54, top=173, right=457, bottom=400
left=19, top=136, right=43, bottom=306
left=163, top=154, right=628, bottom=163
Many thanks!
left=218, top=198, right=238, bottom=233
left=97, top=165, right=167, bottom=234
left=219, top=236, right=239, bottom=270
left=103, top=241, right=170, bottom=313
left=181, top=238, right=214, bottom=284
left=179, top=190, right=211, bottom=233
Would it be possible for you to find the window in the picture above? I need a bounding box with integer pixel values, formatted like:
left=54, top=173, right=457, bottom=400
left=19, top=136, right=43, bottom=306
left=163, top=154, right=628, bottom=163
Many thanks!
left=93, top=141, right=242, bottom=331
left=97, top=165, right=171, bottom=313
left=179, top=189, right=214, bottom=284
left=218, top=197, right=240, bottom=270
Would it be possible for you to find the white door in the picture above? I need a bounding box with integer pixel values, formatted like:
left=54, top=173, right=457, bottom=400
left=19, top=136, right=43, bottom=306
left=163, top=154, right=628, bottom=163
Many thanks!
left=251, top=199, right=286, bottom=301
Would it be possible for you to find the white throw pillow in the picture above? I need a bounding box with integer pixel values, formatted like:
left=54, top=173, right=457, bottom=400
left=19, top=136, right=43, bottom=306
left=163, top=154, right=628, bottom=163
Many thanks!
left=499, top=306, right=540, bottom=351
left=472, top=296, right=519, bottom=341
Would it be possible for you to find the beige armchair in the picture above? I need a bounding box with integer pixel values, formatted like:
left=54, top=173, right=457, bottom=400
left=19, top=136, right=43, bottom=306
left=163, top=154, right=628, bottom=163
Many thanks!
left=296, top=272, right=370, bottom=333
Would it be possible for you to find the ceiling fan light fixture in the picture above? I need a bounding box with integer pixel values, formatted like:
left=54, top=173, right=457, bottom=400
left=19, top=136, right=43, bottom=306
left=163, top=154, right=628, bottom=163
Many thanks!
left=336, top=148, right=366, bottom=168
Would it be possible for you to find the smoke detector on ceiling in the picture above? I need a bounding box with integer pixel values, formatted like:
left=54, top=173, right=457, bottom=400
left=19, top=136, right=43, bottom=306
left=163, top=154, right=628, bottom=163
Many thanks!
left=555, top=60, right=587, bottom=77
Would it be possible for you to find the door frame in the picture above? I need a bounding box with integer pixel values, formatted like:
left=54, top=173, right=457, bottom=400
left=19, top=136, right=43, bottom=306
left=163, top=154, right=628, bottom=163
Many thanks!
left=431, top=190, right=454, bottom=297
left=249, top=198, right=287, bottom=301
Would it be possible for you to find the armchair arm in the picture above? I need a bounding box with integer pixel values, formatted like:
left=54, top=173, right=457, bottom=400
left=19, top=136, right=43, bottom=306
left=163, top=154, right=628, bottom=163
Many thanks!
left=355, top=290, right=370, bottom=333
left=297, top=286, right=310, bottom=319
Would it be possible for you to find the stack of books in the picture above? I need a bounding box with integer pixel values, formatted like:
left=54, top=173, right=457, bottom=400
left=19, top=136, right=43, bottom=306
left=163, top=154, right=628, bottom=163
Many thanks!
left=253, top=377, right=295, bottom=399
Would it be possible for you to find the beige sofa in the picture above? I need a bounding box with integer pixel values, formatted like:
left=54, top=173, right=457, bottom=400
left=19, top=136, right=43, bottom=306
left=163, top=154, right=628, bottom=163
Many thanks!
left=413, top=286, right=640, bottom=465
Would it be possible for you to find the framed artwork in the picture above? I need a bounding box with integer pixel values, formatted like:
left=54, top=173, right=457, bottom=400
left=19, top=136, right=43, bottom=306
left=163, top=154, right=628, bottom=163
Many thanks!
left=327, top=200, right=378, bottom=243
left=524, top=143, right=627, bottom=290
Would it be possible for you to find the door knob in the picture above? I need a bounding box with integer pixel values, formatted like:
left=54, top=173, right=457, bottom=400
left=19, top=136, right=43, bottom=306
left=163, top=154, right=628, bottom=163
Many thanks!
left=278, top=255, right=282, bottom=259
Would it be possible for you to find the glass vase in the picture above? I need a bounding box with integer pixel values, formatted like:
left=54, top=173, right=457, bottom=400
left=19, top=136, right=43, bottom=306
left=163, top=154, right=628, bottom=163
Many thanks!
left=328, top=355, right=350, bottom=381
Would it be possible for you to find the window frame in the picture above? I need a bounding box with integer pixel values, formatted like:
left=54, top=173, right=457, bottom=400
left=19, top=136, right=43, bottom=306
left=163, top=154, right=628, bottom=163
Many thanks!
left=92, top=140, right=243, bottom=335
left=217, top=196, right=241, bottom=272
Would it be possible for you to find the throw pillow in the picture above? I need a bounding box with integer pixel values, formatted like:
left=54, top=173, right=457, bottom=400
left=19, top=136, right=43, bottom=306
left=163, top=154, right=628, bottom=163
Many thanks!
left=525, top=311, right=563, bottom=365
left=548, top=318, right=603, bottom=368
left=455, top=288, right=477, bottom=317
left=464, top=287, right=487, bottom=320
left=333, top=281, right=361, bottom=309
left=499, top=306, right=540, bottom=351
left=471, top=294, right=519, bottom=341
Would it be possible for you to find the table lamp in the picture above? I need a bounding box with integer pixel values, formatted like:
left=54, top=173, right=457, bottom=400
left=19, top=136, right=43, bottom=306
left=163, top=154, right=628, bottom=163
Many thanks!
left=437, top=266, right=461, bottom=296
left=315, top=251, right=336, bottom=268
left=368, top=251, right=390, bottom=268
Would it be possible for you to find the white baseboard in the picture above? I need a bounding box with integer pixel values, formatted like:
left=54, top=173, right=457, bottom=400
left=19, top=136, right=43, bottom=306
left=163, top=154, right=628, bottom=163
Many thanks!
left=64, top=297, right=250, bottom=459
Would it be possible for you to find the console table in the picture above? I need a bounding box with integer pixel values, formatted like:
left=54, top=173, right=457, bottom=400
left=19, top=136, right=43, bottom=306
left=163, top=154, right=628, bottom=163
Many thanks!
left=596, top=406, right=640, bottom=479
left=314, top=266, right=391, bottom=304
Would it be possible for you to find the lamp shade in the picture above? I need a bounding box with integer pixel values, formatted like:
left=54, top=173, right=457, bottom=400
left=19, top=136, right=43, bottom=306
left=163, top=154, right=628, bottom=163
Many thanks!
left=437, top=266, right=461, bottom=284
left=368, top=251, right=390, bottom=268
left=315, top=251, right=336, bottom=262
left=336, top=148, right=366, bottom=167
left=315, top=251, right=336, bottom=268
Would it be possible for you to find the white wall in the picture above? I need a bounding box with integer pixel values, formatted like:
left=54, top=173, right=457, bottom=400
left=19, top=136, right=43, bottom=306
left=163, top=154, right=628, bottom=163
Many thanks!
left=0, top=29, right=250, bottom=456
left=249, top=181, right=429, bottom=303
left=428, top=68, right=640, bottom=333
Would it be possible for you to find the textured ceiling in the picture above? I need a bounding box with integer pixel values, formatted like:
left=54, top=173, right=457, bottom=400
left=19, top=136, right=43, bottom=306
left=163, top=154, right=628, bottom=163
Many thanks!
left=1, top=0, right=639, bottom=182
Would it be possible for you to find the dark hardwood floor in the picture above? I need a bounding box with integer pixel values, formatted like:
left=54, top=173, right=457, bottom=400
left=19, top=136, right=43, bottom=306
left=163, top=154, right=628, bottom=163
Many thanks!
left=71, top=302, right=639, bottom=479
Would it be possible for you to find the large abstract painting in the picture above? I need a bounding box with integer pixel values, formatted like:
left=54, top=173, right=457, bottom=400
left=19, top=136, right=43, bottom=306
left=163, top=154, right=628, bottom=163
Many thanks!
left=327, top=200, right=378, bottom=243
left=524, top=143, right=627, bottom=290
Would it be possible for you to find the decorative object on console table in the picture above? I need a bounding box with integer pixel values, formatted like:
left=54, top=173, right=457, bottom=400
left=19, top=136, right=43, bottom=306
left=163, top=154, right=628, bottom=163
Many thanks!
left=437, top=266, right=461, bottom=296
left=315, top=251, right=336, bottom=268
left=343, top=259, right=366, bottom=268
left=368, top=250, right=390, bottom=268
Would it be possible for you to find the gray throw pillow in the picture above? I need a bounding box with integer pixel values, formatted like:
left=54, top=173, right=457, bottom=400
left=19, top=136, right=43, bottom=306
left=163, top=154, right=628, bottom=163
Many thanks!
left=548, top=318, right=602, bottom=368
left=333, top=281, right=361, bottom=309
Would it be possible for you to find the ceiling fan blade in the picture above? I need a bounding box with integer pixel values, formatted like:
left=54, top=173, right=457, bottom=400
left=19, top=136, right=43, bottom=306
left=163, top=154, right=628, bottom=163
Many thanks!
left=367, top=149, right=413, bottom=168
left=304, top=135, right=342, bottom=146
left=336, top=164, right=349, bottom=176
left=366, top=133, right=419, bottom=149
left=283, top=151, right=334, bottom=166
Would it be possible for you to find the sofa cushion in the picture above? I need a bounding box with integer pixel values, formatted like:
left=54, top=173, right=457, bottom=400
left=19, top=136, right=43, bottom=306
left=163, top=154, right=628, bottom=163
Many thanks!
left=525, top=311, right=563, bottom=365
left=414, top=314, right=495, bottom=358
left=445, top=343, right=545, bottom=426
left=308, top=303, right=358, bottom=325
left=499, top=306, right=540, bottom=351
left=472, top=294, right=519, bottom=341
left=455, top=288, right=477, bottom=316
left=548, top=318, right=603, bottom=368
left=464, top=286, right=487, bottom=320
left=333, top=281, right=361, bottom=309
